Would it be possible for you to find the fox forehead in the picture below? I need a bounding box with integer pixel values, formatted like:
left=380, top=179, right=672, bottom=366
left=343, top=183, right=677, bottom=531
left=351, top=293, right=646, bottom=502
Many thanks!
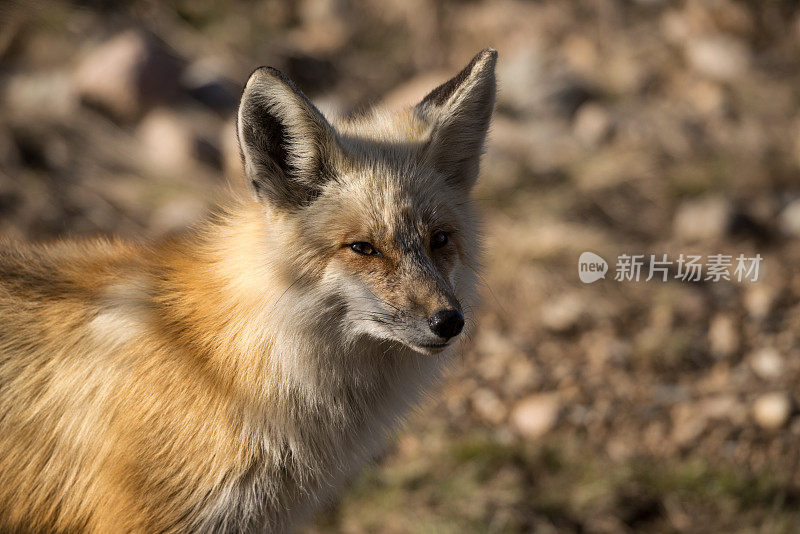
left=336, top=108, right=432, bottom=146
left=311, top=158, right=462, bottom=243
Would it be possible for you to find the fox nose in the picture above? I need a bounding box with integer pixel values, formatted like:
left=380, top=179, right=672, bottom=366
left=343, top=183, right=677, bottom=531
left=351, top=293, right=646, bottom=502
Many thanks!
left=428, top=309, right=465, bottom=340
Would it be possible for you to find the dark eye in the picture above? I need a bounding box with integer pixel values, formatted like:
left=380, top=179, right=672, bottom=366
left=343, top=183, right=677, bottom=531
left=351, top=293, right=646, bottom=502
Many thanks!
left=431, top=231, right=449, bottom=249
left=349, top=242, right=379, bottom=256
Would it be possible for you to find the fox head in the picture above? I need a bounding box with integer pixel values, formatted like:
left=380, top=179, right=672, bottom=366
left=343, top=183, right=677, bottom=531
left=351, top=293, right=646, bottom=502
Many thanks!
left=236, top=49, right=496, bottom=355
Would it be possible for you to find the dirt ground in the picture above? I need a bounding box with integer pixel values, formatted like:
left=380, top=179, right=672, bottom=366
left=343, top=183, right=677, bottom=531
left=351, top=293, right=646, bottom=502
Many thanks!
left=3, top=1, right=800, bottom=532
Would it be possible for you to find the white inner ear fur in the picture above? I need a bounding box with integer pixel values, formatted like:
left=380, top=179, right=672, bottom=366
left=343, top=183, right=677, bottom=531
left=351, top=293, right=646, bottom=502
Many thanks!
left=237, top=69, right=338, bottom=188
left=420, top=51, right=497, bottom=189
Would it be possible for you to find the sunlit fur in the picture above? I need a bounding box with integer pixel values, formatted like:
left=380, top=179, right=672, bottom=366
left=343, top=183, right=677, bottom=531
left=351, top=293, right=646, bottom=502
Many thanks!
left=0, top=49, right=496, bottom=533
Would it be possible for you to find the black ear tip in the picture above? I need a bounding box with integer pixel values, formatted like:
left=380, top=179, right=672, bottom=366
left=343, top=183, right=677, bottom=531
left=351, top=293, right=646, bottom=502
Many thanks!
left=243, top=67, right=269, bottom=94
left=247, top=66, right=268, bottom=80
left=247, top=66, right=288, bottom=84
left=475, top=48, right=498, bottom=71
left=418, top=48, right=498, bottom=109
left=264, top=66, right=291, bottom=82
left=244, top=66, right=304, bottom=101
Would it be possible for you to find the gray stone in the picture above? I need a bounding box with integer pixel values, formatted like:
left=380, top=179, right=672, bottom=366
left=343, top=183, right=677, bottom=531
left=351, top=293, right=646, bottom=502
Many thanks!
left=573, top=103, right=614, bottom=147
left=752, top=392, right=792, bottom=430
left=510, top=394, right=560, bottom=439
left=749, top=348, right=784, bottom=381
left=686, top=35, right=749, bottom=82
left=673, top=196, right=731, bottom=242
left=779, top=199, right=800, bottom=237
left=74, top=30, right=184, bottom=121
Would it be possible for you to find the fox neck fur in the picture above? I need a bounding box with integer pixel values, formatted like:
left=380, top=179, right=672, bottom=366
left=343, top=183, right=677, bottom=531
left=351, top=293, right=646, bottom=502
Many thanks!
left=0, top=198, right=444, bottom=532
left=0, top=48, right=496, bottom=532
left=143, top=198, right=448, bottom=531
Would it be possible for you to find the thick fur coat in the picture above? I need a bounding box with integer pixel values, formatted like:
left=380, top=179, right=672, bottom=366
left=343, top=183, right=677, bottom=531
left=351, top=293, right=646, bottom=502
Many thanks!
left=0, top=49, right=497, bottom=533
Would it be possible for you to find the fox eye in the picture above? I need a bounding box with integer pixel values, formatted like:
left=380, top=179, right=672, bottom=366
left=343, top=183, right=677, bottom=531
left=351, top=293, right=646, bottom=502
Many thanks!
left=349, top=242, right=379, bottom=256
left=431, top=231, right=449, bottom=249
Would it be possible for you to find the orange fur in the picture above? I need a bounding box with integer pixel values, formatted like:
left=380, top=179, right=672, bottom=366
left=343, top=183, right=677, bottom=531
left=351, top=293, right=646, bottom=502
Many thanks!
left=0, top=49, right=496, bottom=533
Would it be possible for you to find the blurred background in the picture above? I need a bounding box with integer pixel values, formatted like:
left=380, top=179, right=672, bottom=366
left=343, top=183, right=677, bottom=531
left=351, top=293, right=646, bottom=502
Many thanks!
left=2, top=0, right=800, bottom=532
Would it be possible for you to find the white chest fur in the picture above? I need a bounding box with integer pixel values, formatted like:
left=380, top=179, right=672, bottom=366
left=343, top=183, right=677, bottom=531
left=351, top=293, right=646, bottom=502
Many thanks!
left=200, top=340, right=446, bottom=533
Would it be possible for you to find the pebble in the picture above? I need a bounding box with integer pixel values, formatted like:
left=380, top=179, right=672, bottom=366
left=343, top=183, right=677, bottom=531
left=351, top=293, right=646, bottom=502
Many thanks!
left=752, top=392, right=792, bottom=430
left=749, top=348, right=784, bottom=381
left=673, top=196, right=731, bottom=242
left=137, top=109, right=195, bottom=173
left=743, top=285, right=775, bottom=321
left=573, top=103, right=614, bottom=147
left=510, top=394, right=560, bottom=439
left=74, top=30, right=183, bottom=120
left=708, top=314, right=739, bottom=358
left=686, top=35, right=750, bottom=82
left=779, top=199, right=800, bottom=237
left=541, top=293, right=585, bottom=333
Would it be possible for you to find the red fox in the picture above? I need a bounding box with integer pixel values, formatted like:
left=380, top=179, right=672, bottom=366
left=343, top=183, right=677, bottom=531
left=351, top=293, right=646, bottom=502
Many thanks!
left=0, top=48, right=497, bottom=532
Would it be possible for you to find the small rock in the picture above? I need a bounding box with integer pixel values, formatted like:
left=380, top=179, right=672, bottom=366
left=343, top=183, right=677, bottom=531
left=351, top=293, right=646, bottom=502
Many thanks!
left=573, top=103, right=614, bottom=147
left=686, top=35, right=749, bottom=82
left=562, top=35, right=598, bottom=74
left=74, top=30, right=184, bottom=121
left=471, top=388, right=507, bottom=425
left=708, top=314, right=739, bottom=358
left=138, top=107, right=222, bottom=173
left=673, top=196, right=731, bottom=242
left=749, top=348, right=784, bottom=380
left=779, top=199, right=800, bottom=237
left=744, top=284, right=775, bottom=320
left=510, top=394, right=560, bottom=439
left=541, top=293, right=585, bottom=333
left=287, top=0, right=349, bottom=54
left=137, top=109, right=195, bottom=173
left=752, top=392, right=792, bottom=430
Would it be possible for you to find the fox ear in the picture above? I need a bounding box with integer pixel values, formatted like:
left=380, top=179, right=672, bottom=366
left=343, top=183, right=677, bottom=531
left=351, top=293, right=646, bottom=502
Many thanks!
left=237, top=67, right=339, bottom=209
left=416, top=49, right=497, bottom=191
